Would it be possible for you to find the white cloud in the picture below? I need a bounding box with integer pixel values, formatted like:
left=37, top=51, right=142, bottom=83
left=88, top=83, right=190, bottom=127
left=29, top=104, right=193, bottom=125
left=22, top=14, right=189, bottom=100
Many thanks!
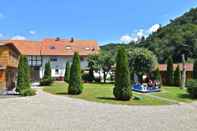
left=120, top=29, right=145, bottom=43
left=120, top=24, right=161, bottom=44
left=149, top=24, right=160, bottom=33
left=29, top=30, right=36, bottom=35
left=136, top=29, right=145, bottom=38
left=120, top=35, right=133, bottom=43
left=0, top=33, right=3, bottom=37
left=11, top=35, right=26, bottom=40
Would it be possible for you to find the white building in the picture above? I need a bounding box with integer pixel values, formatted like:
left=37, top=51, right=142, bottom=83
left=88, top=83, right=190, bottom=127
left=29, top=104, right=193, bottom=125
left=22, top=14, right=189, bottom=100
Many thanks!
left=9, top=38, right=99, bottom=81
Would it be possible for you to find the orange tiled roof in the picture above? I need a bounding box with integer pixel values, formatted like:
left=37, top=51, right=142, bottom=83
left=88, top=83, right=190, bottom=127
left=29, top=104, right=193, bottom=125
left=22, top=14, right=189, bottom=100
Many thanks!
left=10, top=40, right=41, bottom=55
left=4, top=38, right=99, bottom=56
left=159, top=64, right=193, bottom=71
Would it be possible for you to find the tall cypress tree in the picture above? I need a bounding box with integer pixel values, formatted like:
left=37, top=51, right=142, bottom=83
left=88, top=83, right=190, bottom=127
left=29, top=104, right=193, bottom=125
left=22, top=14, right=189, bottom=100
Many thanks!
left=166, top=57, right=174, bottom=86
left=40, top=62, right=53, bottom=86
left=43, top=62, right=52, bottom=80
left=16, top=55, right=31, bottom=93
left=64, top=62, right=70, bottom=83
left=193, top=59, right=197, bottom=79
left=68, top=52, right=83, bottom=95
left=174, top=65, right=181, bottom=86
left=154, top=67, right=161, bottom=81
left=113, top=47, right=131, bottom=100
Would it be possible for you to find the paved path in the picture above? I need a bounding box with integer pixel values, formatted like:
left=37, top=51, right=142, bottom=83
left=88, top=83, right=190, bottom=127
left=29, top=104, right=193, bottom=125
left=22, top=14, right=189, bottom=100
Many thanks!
left=0, top=89, right=197, bottom=131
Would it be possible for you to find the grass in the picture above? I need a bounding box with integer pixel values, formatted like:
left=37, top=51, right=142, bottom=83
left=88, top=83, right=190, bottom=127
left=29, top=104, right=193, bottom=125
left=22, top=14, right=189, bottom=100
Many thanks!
left=153, top=86, right=194, bottom=103
left=43, top=81, right=195, bottom=105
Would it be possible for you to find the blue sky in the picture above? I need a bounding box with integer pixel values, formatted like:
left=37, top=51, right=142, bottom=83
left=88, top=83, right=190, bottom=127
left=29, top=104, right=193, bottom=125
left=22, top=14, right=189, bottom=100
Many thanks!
left=0, top=0, right=196, bottom=45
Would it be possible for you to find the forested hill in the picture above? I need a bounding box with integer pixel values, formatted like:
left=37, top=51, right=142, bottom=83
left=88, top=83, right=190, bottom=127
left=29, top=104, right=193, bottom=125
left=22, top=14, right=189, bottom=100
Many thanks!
left=101, top=8, right=197, bottom=63
left=139, top=8, right=197, bottom=63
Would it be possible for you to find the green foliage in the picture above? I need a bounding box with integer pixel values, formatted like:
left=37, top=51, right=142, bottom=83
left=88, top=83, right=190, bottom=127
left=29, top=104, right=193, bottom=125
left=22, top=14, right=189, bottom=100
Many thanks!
left=20, top=88, right=36, bottom=96
left=174, top=66, right=181, bottom=86
left=101, top=8, right=197, bottom=63
left=193, top=59, right=197, bottom=79
left=68, top=52, right=83, bottom=95
left=154, top=67, right=161, bottom=81
left=128, top=48, right=158, bottom=78
left=40, top=62, right=53, bottom=86
left=87, top=52, right=115, bottom=83
left=87, top=54, right=101, bottom=82
left=166, top=57, right=174, bottom=86
left=113, top=47, right=131, bottom=100
left=16, top=55, right=31, bottom=94
left=82, top=73, right=89, bottom=82
left=43, top=62, right=52, bottom=79
left=64, top=62, right=70, bottom=83
left=186, top=79, right=197, bottom=98
left=99, top=51, right=115, bottom=83
left=139, top=8, right=197, bottom=63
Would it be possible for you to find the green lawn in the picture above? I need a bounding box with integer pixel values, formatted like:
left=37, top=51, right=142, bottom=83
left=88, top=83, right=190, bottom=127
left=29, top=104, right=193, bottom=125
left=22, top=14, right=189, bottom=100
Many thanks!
left=153, top=86, right=193, bottom=103
left=43, top=81, right=194, bottom=105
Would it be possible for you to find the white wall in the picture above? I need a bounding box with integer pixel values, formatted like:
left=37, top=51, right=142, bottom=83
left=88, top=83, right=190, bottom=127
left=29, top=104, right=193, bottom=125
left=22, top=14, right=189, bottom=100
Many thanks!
left=40, top=56, right=88, bottom=79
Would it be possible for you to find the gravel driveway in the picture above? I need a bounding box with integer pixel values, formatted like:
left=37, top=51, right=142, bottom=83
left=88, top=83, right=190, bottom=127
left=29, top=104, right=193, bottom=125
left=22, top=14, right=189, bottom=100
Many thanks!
left=0, top=89, right=196, bottom=131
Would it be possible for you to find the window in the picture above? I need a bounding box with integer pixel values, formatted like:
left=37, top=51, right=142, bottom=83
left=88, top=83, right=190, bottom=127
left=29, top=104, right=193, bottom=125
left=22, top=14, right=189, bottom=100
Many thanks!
left=50, top=57, right=58, bottom=62
left=65, top=46, right=71, bottom=50
left=85, top=47, right=90, bottom=50
left=28, top=56, right=41, bottom=66
left=55, top=69, right=59, bottom=75
left=49, top=45, right=56, bottom=49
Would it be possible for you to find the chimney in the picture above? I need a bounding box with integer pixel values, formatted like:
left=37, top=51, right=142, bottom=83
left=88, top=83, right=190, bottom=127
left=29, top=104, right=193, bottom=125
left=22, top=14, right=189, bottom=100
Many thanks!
left=70, top=37, right=74, bottom=42
left=55, top=37, right=60, bottom=41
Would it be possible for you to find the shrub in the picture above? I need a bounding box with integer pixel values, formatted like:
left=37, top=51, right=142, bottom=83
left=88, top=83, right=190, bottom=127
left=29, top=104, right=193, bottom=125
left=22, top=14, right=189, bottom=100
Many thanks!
left=174, top=65, right=181, bottom=86
left=64, top=62, right=70, bottom=83
left=166, top=56, right=174, bottom=86
left=41, top=62, right=53, bottom=86
left=68, top=52, right=83, bottom=95
left=186, top=79, right=197, bottom=98
left=40, top=78, right=53, bottom=86
left=16, top=55, right=31, bottom=93
left=82, top=73, right=89, bottom=82
left=20, top=88, right=36, bottom=96
left=193, top=59, right=197, bottom=79
left=113, top=47, right=131, bottom=100
left=154, top=67, right=161, bottom=81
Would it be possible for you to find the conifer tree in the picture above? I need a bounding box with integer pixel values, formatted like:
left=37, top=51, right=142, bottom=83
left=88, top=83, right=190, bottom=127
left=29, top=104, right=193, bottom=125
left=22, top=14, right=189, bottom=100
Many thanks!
left=166, top=57, right=174, bottom=86
left=64, top=62, right=70, bottom=83
left=113, top=47, right=131, bottom=100
left=174, top=65, right=181, bottom=86
left=40, top=62, right=53, bottom=86
left=193, top=59, right=197, bottom=79
left=68, top=52, right=83, bottom=94
left=16, top=55, right=31, bottom=93
left=154, top=67, right=161, bottom=81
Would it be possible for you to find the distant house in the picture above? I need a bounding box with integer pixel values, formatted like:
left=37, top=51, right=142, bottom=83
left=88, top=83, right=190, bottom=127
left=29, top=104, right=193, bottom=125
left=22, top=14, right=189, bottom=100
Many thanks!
left=0, top=42, right=20, bottom=93
left=159, top=64, right=193, bottom=84
left=4, top=38, right=99, bottom=82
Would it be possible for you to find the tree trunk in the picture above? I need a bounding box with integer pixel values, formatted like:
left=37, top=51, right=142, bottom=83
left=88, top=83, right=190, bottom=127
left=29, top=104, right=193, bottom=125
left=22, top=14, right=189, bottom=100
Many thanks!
left=181, top=54, right=186, bottom=89
left=103, top=71, right=106, bottom=83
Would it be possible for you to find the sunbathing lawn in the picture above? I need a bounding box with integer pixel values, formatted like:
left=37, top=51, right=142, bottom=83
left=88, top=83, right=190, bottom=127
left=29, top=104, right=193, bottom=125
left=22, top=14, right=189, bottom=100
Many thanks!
left=43, top=81, right=193, bottom=105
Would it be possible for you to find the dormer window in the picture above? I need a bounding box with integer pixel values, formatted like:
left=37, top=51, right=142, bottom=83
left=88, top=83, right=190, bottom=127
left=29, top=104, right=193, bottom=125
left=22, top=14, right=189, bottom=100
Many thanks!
left=65, top=46, right=71, bottom=50
left=49, top=45, right=56, bottom=49
left=85, top=47, right=90, bottom=50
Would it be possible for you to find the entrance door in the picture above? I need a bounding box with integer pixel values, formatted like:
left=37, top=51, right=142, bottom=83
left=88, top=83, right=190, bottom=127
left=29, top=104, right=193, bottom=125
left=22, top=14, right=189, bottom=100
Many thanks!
left=30, top=66, right=40, bottom=82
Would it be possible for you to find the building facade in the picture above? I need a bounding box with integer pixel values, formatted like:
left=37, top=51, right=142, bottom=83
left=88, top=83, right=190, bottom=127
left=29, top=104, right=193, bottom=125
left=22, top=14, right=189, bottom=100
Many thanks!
left=159, top=64, right=193, bottom=84
left=0, top=42, right=20, bottom=93
left=9, top=38, right=99, bottom=82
